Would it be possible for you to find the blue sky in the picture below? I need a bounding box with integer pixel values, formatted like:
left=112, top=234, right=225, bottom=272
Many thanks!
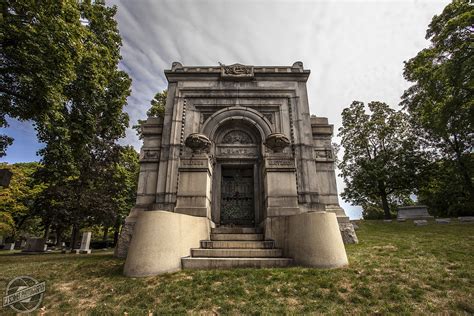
left=1, top=0, right=450, bottom=219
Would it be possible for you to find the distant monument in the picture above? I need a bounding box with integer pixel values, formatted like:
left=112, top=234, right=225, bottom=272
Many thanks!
left=397, top=205, right=433, bottom=221
left=117, top=62, right=356, bottom=276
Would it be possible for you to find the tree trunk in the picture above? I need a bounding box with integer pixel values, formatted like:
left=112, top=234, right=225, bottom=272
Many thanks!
left=113, top=220, right=121, bottom=247
left=43, top=222, right=50, bottom=240
left=102, top=226, right=109, bottom=248
left=378, top=181, right=391, bottom=219
left=55, top=226, right=63, bottom=247
left=70, top=225, right=79, bottom=250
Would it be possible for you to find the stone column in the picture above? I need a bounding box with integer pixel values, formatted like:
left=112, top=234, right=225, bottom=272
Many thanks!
left=264, top=157, right=300, bottom=217
left=175, top=134, right=213, bottom=218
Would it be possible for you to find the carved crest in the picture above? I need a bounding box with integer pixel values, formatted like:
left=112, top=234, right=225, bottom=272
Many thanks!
left=265, top=133, right=291, bottom=153
left=185, top=133, right=211, bottom=153
left=222, top=130, right=253, bottom=144
left=219, top=63, right=254, bottom=79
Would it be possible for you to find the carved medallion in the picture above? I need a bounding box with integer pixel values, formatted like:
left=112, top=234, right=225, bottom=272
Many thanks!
left=219, top=63, right=254, bottom=79
left=185, top=133, right=211, bottom=153
left=265, top=133, right=290, bottom=153
left=222, top=130, right=253, bottom=144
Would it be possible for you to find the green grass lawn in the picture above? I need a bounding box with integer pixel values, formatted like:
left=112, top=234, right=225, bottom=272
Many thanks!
left=0, top=221, right=473, bottom=315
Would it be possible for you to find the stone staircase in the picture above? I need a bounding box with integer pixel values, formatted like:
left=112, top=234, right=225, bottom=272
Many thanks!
left=182, top=227, right=292, bottom=269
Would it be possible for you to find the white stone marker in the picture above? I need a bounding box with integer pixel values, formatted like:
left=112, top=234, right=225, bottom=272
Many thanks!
left=414, top=220, right=428, bottom=226
left=458, top=216, right=474, bottom=222
left=74, top=232, right=92, bottom=254
left=435, top=218, right=450, bottom=224
left=3, top=243, right=14, bottom=250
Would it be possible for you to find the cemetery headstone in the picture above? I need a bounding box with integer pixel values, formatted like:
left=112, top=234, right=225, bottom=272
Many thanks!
left=435, top=218, right=450, bottom=224
left=22, top=238, right=47, bottom=252
left=397, top=205, right=433, bottom=220
left=74, top=232, right=92, bottom=254
left=458, top=216, right=474, bottom=222
left=414, top=220, right=428, bottom=226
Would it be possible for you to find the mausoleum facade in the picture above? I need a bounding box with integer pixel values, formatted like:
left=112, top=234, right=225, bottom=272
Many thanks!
left=117, top=62, right=357, bottom=276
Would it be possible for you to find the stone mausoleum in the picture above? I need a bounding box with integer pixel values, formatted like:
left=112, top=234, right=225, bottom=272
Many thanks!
left=117, top=62, right=357, bottom=277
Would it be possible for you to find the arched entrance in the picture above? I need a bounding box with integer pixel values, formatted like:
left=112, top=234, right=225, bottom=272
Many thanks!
left=211, top=121, right=263, bottom=226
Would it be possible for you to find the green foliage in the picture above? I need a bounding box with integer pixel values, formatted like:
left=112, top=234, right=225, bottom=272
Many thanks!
left=0, top=162, right=45, bottom=238
left=401, top=0, right=474, bottom=209
left=338, top=101, right=425, bottom=219
left=133, top=89, right=167, bottom=138
left=1, top=0, right=137, bottom=238
left=147, top=90, right=167, bottom=117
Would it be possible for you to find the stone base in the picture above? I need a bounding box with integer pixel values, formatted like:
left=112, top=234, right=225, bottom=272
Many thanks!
left=264, top=212, right=349, bottom=268
left=123, top=210, right=211, bottom=277
left=114, top=207, right=144, bottom=258
left=73, top=249, right=91, bottom=254
left=338, top=222, right=359, bottom=244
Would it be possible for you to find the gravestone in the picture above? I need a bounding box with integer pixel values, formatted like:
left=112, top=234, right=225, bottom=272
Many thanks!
left=435, top=218, right=450, bottom=224
left=74, top=232, right=91, bottom=254
left=22, top=238, right=47, bottom=252
left=14, top=240, right=26, bottom=250
left=458, top=216, right=474, bottom=222
left=3, top=243, right=14, bottom=251
left=414, top=220, right=428, bottom=226
left=397, top=206, right=433, bottom=220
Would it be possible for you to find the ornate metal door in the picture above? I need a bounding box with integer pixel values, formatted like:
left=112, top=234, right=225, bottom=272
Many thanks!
left=221, top=167, right=254, bottom=226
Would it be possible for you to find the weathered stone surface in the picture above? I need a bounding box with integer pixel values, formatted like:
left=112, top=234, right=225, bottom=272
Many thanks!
left=339, top=223, right=359, bottom=244
left=122, top=63, right=353, bottom=275
left=398, top=205, right=433, bottom=220
left=436, top=218, right=451, bottom=224
left=414, top=220, right=428, bottom=226
left=115, top=220, right=136, bottom=258
left=22, top=238, right=47, bottom=252
left=458, top=216, right=474, bottom=222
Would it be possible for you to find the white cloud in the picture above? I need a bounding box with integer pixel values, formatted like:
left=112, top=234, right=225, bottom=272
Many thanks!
left=110, top=0, right=449, bottom=218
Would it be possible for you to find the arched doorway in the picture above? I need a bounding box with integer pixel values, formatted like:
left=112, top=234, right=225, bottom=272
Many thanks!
left=211, top=121, right=263, bottom=226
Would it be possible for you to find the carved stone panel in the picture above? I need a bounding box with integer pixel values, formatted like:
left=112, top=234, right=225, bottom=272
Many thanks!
left=217, top=146, right=258, bottom=158
left=314, top=148, right=334, bottom=161
left=222, top=130, right=253, bottom=144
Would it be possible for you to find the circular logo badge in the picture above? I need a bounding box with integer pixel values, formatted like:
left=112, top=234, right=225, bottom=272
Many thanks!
left=3, top=276, right=45, bottom=313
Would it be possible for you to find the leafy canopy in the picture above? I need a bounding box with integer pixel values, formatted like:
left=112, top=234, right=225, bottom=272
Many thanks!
left=338, top=101, right=424, bottom=218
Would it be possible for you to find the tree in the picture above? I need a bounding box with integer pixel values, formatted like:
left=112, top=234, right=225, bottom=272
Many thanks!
left=338, top=101, right=425, bottom=219
left=27, top=1, right=132, bottom=246
left=147, top=90, right=167, bottom=117
left=134, top=89, right=167, bottom=138
left=0, top=162, right=45, bottom=240
left=1, top=0, right=85, bottom=154
left=401, top=0, right=474, bottom=210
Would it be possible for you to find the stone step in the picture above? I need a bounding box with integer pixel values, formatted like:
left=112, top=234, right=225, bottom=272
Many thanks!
left=211, top=227, right=262, bottom=234
left=182, top=257, right=292, bottom=269
left=210, top=233, right=264, bottom=241
left=191, top=248, right=283, bottom=258
left=200, top=240, right=274, bottom=249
